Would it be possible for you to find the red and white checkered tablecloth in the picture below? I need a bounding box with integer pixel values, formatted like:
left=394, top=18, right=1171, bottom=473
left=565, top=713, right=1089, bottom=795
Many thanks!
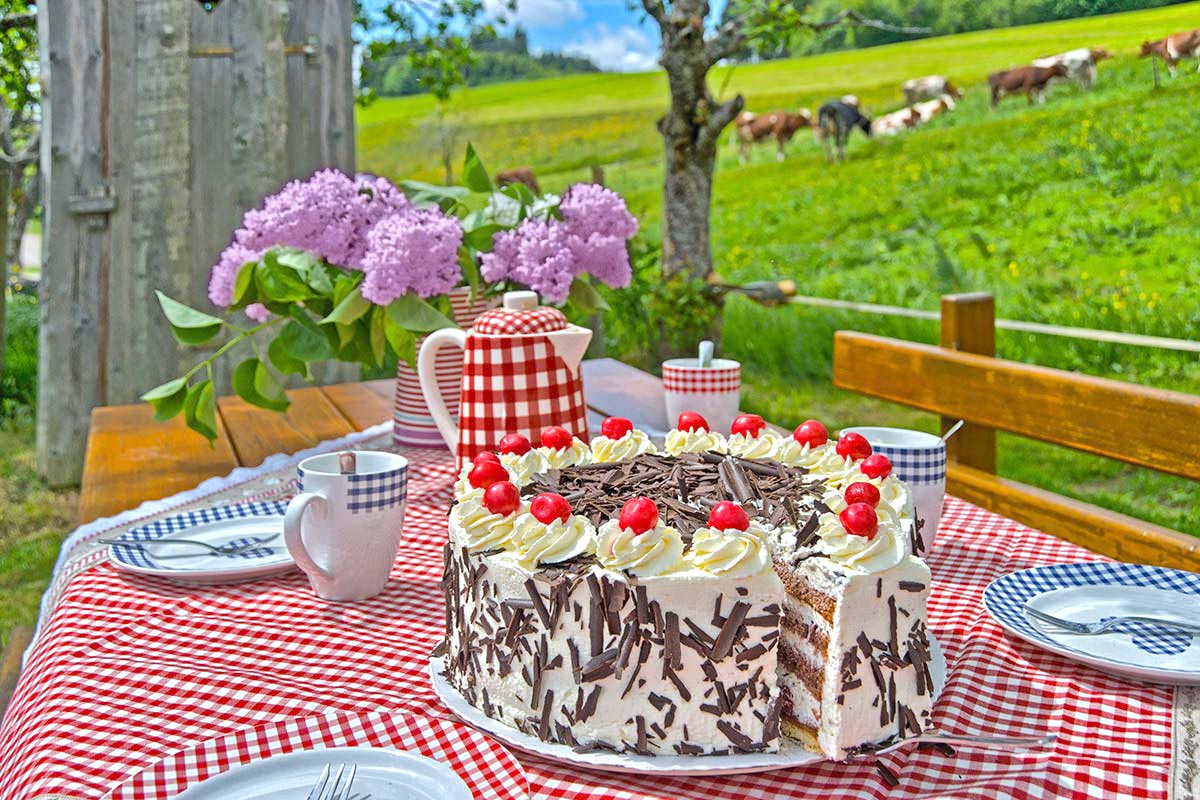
left=0, top=445, right=1178, bottom=800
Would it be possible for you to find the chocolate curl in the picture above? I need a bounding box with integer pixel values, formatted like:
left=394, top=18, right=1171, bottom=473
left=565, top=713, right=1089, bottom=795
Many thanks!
left=338, top=451, right=357, bottom=475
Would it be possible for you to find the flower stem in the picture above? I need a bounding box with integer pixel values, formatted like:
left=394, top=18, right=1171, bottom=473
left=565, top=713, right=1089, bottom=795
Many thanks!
left=182, top=316, right=285, bottom=382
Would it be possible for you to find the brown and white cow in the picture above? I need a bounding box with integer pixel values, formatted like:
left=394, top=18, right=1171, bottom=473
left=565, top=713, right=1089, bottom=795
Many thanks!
left=734, top=109, right=813, bottom=162
left=495, top=167, right=541, bottom=195
left=1033, top=47, right=1112, bottom=89
left=902, top=75, right=964, bottom=104
left=872, top=106, right=921, bottom=137
left=1140, top=29, right=1200, bottom=76
left=988, top=63, right=1069, bottom=107
left=912, top=94, right=956, bottom=122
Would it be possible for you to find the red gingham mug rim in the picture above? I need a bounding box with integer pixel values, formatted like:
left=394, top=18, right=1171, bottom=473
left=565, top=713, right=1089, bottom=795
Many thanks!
left=662, top=357, right=741, bottom=373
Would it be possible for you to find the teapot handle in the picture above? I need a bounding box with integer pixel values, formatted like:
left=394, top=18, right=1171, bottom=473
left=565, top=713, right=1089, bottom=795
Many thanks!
left=417, top=328, right=468, bottom=452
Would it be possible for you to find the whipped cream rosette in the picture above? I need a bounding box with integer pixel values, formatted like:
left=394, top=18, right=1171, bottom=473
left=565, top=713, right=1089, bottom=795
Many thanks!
left=589, top=416, right=657, bottom=463
left=511, top=511, right=595, bottom=569
left=664, top=427, right=727, bottom=456
left=537, top=438, right=592, bottom=469
left=595, top=497, right=684, bottom=576
left=688, top=502, right=773, bottom=579
left=450, top=489, right=523, bottom=552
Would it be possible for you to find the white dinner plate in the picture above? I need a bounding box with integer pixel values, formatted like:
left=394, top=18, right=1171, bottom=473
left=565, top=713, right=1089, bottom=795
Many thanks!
left=107, top=502, right=296, bottom=585
left=173, top=747, right=472, bottom=800
left=983, top=562, right=1200, bottom=685
left=429, top=635, right=946, bottom=776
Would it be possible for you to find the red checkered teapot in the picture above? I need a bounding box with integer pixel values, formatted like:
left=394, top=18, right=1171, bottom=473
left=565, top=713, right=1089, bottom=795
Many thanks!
left=417, top=291, right=592, bottom=468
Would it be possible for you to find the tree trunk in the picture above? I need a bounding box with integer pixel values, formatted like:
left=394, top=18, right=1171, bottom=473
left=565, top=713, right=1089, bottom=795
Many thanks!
left=654, top=0, right=742, bottom=281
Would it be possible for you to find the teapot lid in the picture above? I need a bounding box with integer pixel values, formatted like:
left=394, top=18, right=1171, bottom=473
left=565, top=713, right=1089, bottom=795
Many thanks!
left=473, top=291, right=567, bottom=335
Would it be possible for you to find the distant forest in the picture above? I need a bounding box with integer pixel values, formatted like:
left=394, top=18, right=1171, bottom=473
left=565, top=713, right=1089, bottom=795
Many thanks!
left=724, top=0, right=1196, bottom=58
left=361, top=28, right=599, bottom=97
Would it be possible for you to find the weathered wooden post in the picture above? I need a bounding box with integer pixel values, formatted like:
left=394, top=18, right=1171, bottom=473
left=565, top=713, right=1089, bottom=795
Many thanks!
left=37, top=0, right=356, bottom=485
left=1152, top=53, right=1160, bottom=88
left=939, top=292, right=997, bottom=473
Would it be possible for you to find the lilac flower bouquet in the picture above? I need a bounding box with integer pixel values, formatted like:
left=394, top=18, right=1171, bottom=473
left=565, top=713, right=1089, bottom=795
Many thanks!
left=143, top=146, right=639, bottom=440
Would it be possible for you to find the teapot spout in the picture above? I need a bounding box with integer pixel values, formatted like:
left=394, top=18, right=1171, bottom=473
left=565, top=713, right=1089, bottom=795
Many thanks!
left=546, top=325, right=593, bottom=375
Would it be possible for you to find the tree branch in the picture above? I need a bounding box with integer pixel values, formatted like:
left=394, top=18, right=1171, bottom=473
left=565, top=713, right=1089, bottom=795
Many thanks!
left=705, top=21, right=746, bottom=66
left=804, top=9, right=931, bottom=35
left=640, top=0, right=668, bottom=28
left=0, top=12, right=36, bottom=33
left=698, top=94, right=744, bottom=152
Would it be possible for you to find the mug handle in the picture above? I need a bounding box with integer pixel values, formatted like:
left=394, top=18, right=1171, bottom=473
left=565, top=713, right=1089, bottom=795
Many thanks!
left=417, top=327, right=468, bottom=452
left=284, top=492, right=334, bottom=580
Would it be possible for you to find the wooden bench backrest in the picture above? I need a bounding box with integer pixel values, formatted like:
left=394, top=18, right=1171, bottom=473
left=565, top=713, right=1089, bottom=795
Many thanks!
left=832, top=326, right=1200, bottom=571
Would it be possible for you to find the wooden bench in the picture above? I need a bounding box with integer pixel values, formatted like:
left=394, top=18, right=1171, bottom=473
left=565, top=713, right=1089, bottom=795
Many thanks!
left=834, top=292, right=1200, bottom=571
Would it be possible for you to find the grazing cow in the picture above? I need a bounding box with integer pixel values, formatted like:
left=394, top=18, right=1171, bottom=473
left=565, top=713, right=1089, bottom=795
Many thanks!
left=840, top=94, right=861, bottom=108
left=1033, top=47, right=1112, bottom=89
left=495, top=167, right=541, bottom=195
left=816, top=101, right=872, bottom=162
left=872, top=106, right=921, bottom=137
left=1140, top=29, right=1200, bottom=76
left=734, top=109, right=813, bottom=162
left=902, top=75, right=964, bottom=104
left=988, top=63, right=1069, bottom=107
left=912, top=94, right=956, bottom=122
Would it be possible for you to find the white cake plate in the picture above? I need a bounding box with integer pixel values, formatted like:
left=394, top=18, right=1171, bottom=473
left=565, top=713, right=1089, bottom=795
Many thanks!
left=429, top=634, right=945, bottom=776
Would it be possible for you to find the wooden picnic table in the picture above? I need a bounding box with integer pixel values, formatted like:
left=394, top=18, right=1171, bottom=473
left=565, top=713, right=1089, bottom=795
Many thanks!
left=78, top=359, right=663, bottom=524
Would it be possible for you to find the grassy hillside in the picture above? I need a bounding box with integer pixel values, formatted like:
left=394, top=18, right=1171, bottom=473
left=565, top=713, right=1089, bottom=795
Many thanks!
left=357, top=4, right=1200, bottom=535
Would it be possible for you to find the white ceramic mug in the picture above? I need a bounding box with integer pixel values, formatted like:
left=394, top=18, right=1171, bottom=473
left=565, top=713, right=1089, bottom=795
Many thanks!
left=662, top=358, right=742, bottom=435
left=285, top=451, right=409, bottom=602
left=840, top=427, right=947, bottom=554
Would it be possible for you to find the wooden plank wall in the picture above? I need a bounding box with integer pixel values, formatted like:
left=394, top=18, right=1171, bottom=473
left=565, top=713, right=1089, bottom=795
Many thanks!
left=37, top=1, right=357, bottom=485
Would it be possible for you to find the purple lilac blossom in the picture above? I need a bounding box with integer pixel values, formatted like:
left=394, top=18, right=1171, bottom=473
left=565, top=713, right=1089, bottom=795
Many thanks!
left=559, top=183, right=638, bottom=241
left=481, top=218, right=577, bottom=303
left=244, top=303, right=271, bottom=323
left=568, top=232, right=632, bottom=289
left=360, top=209, right=464, bottom=304
left=208, top=243, right=262, bottom=307
left=234, top=169, right=365, bottom=268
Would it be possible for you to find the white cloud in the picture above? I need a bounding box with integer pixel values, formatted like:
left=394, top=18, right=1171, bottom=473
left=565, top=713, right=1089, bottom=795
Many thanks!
left=563, top=24, right=659, bottom=72
left=485, top=0, right=585, bottom=28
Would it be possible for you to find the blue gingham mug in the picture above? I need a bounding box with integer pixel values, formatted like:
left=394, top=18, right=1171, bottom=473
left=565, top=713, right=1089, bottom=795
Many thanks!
left=841, top=427, right=946, bottom=554
left=286, top=451, right=408, bottom=601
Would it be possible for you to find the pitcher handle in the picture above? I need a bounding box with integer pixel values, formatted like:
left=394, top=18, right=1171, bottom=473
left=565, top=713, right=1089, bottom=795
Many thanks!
left=417, top=327, right=469, bottom=452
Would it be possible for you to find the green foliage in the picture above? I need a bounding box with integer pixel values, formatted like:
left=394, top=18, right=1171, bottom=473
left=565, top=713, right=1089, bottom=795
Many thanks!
left=0, top=1, right=38, bottom=117
left=0, top=292, right=37, bottom=424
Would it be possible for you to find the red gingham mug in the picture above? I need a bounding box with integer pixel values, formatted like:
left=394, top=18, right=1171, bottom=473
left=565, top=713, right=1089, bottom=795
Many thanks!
left=417, top=291, right=593, bottom=469
left=662, top=357, right=742, bottom=435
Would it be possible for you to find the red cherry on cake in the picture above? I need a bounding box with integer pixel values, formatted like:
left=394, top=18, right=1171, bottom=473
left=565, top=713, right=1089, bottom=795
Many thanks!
left=793, top=419, right=829, bottom=448
left=530, top=492, right=572, bottom=524
left=860, top=454, right=892, bottom=479
left=845, top=481, right=881, bottom=507
left=676, top=411, right=710, bottom=432
left=498, top=433, right=532, bottom=456
left=619, top=496, right=660, bottom=534
left=835, top=432, right=873, bottom=461
left=601, top=416, right=634, bottom=439
left=839, top=502, right=879, bottom=539
left=473, top=451, right=502, bottom=467
left=467, top=460, right=509, bottom=490
left=483, top=481, right=521, bottom=516
left=730, top=413, right=766, bottom=438
left=540, top=426, right=573, bottom=451
left=708, top=501, right=750, bottom=532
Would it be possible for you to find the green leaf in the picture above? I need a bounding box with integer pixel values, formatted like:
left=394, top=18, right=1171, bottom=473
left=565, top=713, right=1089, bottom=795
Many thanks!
left=278, top=319, right=337, bottom=361
left=386, top=292, right=458, bottom=333
left=141, top=376, right=188, bottom=422
left=320, top=285, right=371, bottom=325
left=384, top=313, right=418, bottom=370
left=500, top=181, right=535, bottom=206
left=464, top=223, right=504, bottom=253
left=369, top=306, right=387, bottom=367
left=255, top=254, right=311, bottom=303
left=567, top=277, right=610, bottom=315
left=276, top=248, right=334, bottom=295
left=268, top=335, right=307, bottom=376
left=232, top=259, right=259, bottom=305
left=232, top=358, right=290, bottom=413
left=156, top=291, right=223, bottom=345
left=399, top=179, right=470, bottom=211
left=183, top=380, right=218, bottom=442
left=462, top=143, right=492, bottom=193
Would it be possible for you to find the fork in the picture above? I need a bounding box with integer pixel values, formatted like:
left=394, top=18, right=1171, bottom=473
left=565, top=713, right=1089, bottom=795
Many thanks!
left=306, top=763, right=359, bottom=800
left=100, top=532, right=280, bottom=558
left=1024, top=605, right=1200, bottom=636
left=848, top=730, right=1056, bottom=759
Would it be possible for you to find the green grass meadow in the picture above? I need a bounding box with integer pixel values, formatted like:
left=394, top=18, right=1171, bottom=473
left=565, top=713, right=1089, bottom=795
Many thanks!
left=359, top=2, right=1200, bottom=533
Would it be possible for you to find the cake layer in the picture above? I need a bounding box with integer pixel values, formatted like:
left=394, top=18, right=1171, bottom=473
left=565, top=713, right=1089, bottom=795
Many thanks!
left=442, top=536, right=786, bottom=755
